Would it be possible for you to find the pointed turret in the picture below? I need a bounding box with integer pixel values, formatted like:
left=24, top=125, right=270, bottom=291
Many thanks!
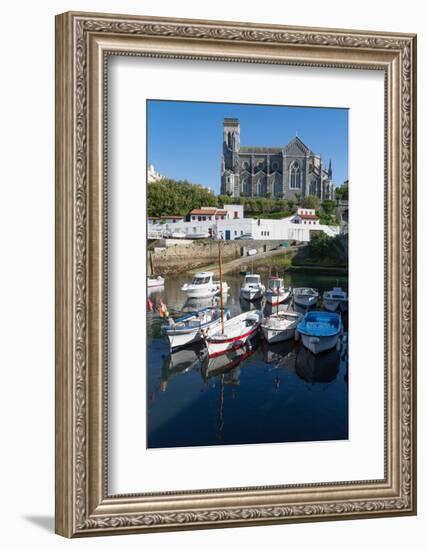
left=328, top=159, right=332, bottom=179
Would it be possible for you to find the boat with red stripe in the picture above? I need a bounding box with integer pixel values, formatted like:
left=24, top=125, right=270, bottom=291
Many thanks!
left=202, top=310, right=261, bottom=358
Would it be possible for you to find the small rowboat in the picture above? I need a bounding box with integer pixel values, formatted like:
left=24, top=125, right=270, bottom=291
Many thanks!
left=203, top=310, right=261, bottom=358
left=147, top=276, right=165, bottom=288
left=265, top=277, right=291, bottom=306
left=164, top=307, right=230, bottom=350
left=322, top=287, right=348, bottom=312
left=261, top=311, right=302, bottom=343
left=293, top=287, right=319, bottom=308
left=297, top=311, right=342, bottom=354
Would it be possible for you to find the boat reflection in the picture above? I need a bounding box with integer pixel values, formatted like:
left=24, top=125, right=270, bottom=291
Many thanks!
left=160, top=342, right=207, bottom=391
left=182, top=294, right=228, bottom=313
left=239, top=296, right=262, bottom=312
left=261, top=339, right=297, bottom=373
left=295, top=346, right=341, bottom=383
left=202, top=342, right=258, bottom=381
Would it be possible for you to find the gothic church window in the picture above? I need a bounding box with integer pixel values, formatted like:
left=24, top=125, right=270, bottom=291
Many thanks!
left=289, top=161, right=301, bottom=189
left=260, top=177, right=267, bottom=196
left=273, top=177, right=282, bottom=198
left=241, top=178, right=249, bottom=196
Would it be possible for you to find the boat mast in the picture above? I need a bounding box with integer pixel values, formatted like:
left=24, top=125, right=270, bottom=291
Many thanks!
left=218, top=242, right=225, bottom=334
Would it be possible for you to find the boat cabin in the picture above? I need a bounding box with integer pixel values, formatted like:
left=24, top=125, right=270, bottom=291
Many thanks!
left=268, top=277, right=284, bottom=290
left=190, top=272, right=214, bottom=286
left=244, top=274, right=261, bottom=285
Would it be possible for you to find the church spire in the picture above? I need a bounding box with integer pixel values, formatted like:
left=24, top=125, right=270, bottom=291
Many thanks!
left=328, top=159, right=332, bottom=178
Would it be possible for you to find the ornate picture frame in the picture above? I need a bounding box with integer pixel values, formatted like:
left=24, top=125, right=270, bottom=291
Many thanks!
left=55, top=11, right=417, bottom=537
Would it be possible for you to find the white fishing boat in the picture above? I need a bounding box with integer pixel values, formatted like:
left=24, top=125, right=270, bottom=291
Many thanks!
left=240, top=273, right=265, bottom=301
left=261, top=311, right=302, bottom=343
left=181, top=272, right=229, bottom=299
left=203, top=310, right=261, bottom=358
left=164, top=307, right=230, bottom=350
left=265, top=277, right=291, bottom=306
left=322, top=287, right=348, bottom=312
left=147, top=275, right=165, bottom=288
left=293, top=287, right=319, bottom=308
left=297, top=311, right=342, bottom=354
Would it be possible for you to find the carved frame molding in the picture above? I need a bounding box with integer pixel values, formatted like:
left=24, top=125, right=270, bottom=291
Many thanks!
left=55, top=12, right=416, bottom=537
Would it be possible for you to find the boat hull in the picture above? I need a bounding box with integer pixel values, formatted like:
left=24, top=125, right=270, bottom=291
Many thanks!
left=147, top=277, right=165, bottom=288
left=205, top=324, right=259, bottom=357
left=323, top=299, right=348, bottom=312
left=183, top=283, right=229, bottom=299
left=294, top=295, right=318, bottom=308
left=240, top=288, right=263, bottom=301
left=166, top=329, right=202, bottom=350
left=165, top=312, right=227, bottom=351
left=265, top=290, right=291, bottom=305
left=300, top=333, right=339, bottom=354
left=261, top=326, right=295, bottom=343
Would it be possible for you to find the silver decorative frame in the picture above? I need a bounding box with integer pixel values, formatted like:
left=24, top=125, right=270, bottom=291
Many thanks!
left=55, top=11, right=417, bottom=537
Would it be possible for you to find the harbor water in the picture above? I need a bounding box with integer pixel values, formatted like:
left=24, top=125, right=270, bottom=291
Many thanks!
left=147, top=270, right=348, bottom=449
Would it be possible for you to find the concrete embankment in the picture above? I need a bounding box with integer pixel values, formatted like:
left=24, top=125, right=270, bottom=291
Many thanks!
left=149, top=239, right=285, bottom=276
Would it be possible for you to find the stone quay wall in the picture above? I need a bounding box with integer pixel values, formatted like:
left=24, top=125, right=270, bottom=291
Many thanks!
left=149, top=239, right=284, bottom=275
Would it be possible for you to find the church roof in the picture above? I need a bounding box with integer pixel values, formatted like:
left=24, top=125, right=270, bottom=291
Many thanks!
left=238, top=136, right=314, bottom=155
left=240, top=146, right=282, bottom=153
left=284, top=136, right=312, bottom=154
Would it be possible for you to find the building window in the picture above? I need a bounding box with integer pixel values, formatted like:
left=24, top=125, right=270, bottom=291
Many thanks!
left=234, top=231, right=237, bottom=236
left=273, top=177, right=282, bottom=198
left=198, top=216, right=202, bottom=221
left=289, top=161, right=301, bottom=189
left=234, top=211, right=238, bottom=219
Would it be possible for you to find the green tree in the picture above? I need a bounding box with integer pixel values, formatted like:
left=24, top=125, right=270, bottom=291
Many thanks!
left=336, top=182, right=349, bottom=201
left=147, top=178, right=216, bottom=217
left=300, top=194, right=320, bottom=210
left=321, top=199, right=337, bottom=216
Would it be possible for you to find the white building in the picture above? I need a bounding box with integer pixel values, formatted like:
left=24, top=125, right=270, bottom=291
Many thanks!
left=292, top=208, right=320, bottom=226
left=148, top=204, right=339, bottom=242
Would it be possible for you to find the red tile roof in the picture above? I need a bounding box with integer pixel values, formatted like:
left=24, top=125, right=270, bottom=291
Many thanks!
left=299, top=214, right=319, bottom=220
left=190, top=209, right=226, bottom=215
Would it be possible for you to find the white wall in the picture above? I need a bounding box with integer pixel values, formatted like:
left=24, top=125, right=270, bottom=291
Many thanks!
left=0, top=1, right=424, bottom=549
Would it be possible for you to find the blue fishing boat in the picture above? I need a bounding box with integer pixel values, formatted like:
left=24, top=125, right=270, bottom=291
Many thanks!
left=297, top=311, right=342, bottom=354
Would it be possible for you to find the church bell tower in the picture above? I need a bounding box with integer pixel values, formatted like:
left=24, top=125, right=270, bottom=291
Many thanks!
left=221, top=118, right=240, bottom=196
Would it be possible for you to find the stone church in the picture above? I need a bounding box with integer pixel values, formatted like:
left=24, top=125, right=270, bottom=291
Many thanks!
left=221, top=118, right=336, bottom=201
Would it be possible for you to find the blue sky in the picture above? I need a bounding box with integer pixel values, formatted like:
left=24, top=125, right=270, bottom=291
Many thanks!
left=147, top=100, right=348, bottom=194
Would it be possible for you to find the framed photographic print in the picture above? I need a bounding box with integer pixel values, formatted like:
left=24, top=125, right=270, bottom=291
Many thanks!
left=55, top=11, right=417, bottom=537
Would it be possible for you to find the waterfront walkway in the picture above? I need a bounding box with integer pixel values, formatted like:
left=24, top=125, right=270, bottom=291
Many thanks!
left=189, top=245, right=300, bottom=276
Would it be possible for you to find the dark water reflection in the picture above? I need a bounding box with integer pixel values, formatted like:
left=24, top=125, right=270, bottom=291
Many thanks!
left=147, top=270, right=348, bottom=448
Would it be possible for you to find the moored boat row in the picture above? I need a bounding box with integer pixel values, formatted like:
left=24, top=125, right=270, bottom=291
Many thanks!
left=154, top=258, right=347, bottom=358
